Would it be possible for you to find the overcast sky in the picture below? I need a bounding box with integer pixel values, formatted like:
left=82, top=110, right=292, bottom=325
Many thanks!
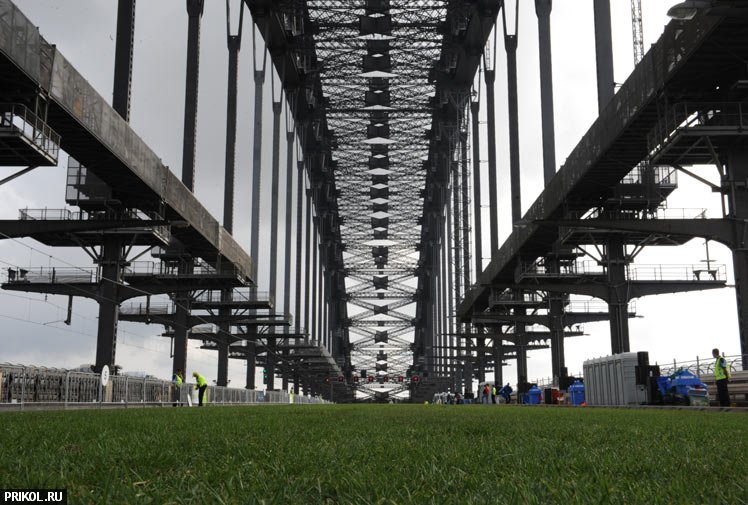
left=0, top=1, right=740, bottom=390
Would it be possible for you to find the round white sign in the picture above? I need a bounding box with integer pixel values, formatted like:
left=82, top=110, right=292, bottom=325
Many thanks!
left=101, top=365, right=110, bottom=387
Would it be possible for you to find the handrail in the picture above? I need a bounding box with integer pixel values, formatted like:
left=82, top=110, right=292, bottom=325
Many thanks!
left=656, top=353, right=747, bottom=378
left=3, top=266, right=95, bottom=284
left=0, top=103, right=61, bottom=160
left=648, top=101, right=748, bottom=156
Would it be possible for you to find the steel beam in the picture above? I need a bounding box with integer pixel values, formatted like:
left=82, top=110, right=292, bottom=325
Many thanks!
left=112, top=0, right=135, bottom=121
left=181, top=0, right=204, bottom=191
left=727, top=147, right=748, bottom=367
left=593, top=0, right=615, bottom=112
left=484, top=70, right=500, bottom=259
left=250, top=66, right=266, bottom=263
left=606, top=237, right=630, bottom=354
left=535, top=0, right=556, bottom=184
left=470, top=101, right=483, bottom=276
left=94, top=236, right=122, bottom=373
left=223, top=27, right=241, bottom=234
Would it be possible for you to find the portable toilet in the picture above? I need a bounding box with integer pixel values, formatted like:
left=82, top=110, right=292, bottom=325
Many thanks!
left=569, top=380, right=585, bottom=406
left=527, top=385, right=542, bottom=405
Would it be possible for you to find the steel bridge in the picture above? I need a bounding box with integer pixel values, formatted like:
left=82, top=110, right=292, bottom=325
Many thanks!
left=0, top=0, right=747, bottom=402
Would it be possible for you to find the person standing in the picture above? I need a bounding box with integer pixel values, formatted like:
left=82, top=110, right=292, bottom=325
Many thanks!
left=499, top=383, right=512, bottom=404
left=192, top=371, right=208, bottom=407
left=172, top=369, right=183, bottom=406
left=491, top=384, right=497, bottom=404
left=712, top=348, right=731, bottom=407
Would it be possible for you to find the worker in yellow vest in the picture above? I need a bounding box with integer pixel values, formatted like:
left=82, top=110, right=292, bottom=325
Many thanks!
left=192, top=371, right=208, bottom=407
left=712, top=348, right=731, bottom=407
left=172, top=369, right=183, bottom=406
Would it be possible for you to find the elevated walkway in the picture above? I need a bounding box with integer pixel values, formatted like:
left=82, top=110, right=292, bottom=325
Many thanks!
left=459, top=13, right=744, bottom=318
left=0, top=0, right=252, bottom=281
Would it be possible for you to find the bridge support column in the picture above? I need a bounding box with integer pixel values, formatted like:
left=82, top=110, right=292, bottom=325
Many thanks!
left=461, top=351, right=471, bottom=397
left=727, top=147, right=748, bottom=367
left=548, top=293, right=566, bottom=382
left=546, top=257, right=567, bottom=381
left=216, top=335, right=229, bottom=387
left=113, top=0, right=135, bottom=121
left=269, top=99, right=283, bottom=388
left=294, top=162, right=305, bottom=336
left=304, top=185, right=312, bottom=342
left=282, top=348, right=289, bottom=392
left=504, top=23, right=521, bottom=222
left=484, top=70, right=500, bottom=259
left=181, top=0, right=204, bottom=190
left=470, top=101, right=483, bottom=275
left=250, top=64, right=266, bottom=263
left=94, top=236, right=123, bottom=372
left=516, top=341, right=528, bottom=399
left=607, top=236, right=630, bottom=354
left=492, top=338, right=503, bottom=386
left=172, top=285, right=191, bottom=378
left=245, top=341, right=256, bottom=390
left=476, top=337, right=486, bottom=384
left=514, top=302, right=528, bottom=391
left=266, top=337, right=276, bottom=390
left=535, top=0, right=556, bottom=183
left=283, top=130, right=294, bottom=339
left=216, top=290, right=231, bottom=387
left=593, top=0, right=615, bottom=112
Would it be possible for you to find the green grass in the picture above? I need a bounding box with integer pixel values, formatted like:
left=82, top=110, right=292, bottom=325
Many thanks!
left=0, top=405, right=746, bottom=504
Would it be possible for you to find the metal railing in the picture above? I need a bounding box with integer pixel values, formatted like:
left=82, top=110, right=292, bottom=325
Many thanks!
left=573, top=207, right=708, bottom=221
left=4, top=266, right=95, bottom=284
left=619, top=163, right=677, bottom=186
left=657, top=354, right=746, bottom=378
left=0, top=103, right=61, bottom=160
left=119, top=302, right=173, bottom=316
left=565, top=299, right=637, bottom=314
left=125, top=260, right=239, bottom=278
left=192, top=288, right=274, bottom=306
left=648, top=101, right=748, bottom=156
left=519, top=259, right=726, bottom=282
left=17, top=207, right=170, bottom=245
left=0, top=364, right=329, bottom=408
left=627, top=263, right=726, bottom=282
left=489, top=290, right=544, bottom=307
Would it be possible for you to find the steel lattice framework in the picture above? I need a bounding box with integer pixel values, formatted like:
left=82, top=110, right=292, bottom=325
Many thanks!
left=307, top=1, right=446, bottom=394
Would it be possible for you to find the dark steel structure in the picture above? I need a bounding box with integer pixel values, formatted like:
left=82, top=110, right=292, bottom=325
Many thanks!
left=1, top=0, right=747, bottom=402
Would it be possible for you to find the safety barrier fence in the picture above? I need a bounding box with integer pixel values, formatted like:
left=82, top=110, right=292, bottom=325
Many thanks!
left=519, top=259, right=727, bottom=282
left=648, top=101, right=748, bottom=156
left=656, top=353, right=746, bottom=377
left=0, top=103, right=61, bottom=159
left=17, top=207, right=171, bottom=244
left=0, top=364, right=329, bottom=409
left=574, top=207, right=707, bottom=221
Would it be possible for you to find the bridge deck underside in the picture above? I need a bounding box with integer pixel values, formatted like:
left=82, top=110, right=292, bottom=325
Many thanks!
left=0, top=1, right=253, bottom=280
left=459, top=14, right=748, bottom=317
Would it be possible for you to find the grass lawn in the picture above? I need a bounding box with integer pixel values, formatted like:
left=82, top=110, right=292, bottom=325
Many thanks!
left=0, top=405, right=746, bottom=504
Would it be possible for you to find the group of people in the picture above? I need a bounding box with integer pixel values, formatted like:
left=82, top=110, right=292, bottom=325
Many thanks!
left=477, top=383, right=513, bottom=404
left=171, top=370, right=208, bottom=406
